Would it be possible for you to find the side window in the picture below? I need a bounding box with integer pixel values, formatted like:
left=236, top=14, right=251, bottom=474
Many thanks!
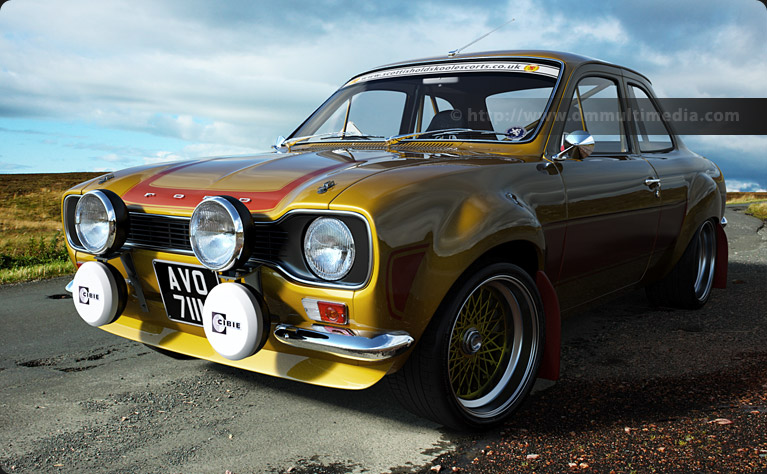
left=628, top=85, right=674, bottom=152
left=564, top=77, right=627, bottom=154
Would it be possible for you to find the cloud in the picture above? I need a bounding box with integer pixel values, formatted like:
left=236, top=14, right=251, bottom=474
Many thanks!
left=89, top=153, right=142, bottom=171
left=681, top=135, right=767, bottom=192
left=180, top=143, right=260, bottom=158
left=144, top=151, right=185, bottom=166
left=0, top=160, right=31, bottom=170
left=0, top=126, right=47, bottom=135
left=0, top=0, right=641, bottom=149
left=0, top=0, right=765, bottom=184
left=725, top=179, right=767, bottom=193
left=683, top=135, right=767, bottom=160
left=141, top=142, right=258, bottom=166
left=99, top=153, right=124, bottom=162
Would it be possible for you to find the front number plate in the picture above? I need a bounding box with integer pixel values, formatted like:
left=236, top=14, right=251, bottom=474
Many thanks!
left=153, top=260, right=219, bottom=326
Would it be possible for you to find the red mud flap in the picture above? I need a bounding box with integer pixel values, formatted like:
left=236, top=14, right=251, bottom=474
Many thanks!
left=713, top=220, right=728, bottom=289
left=536, top=271, right=561, bottom=381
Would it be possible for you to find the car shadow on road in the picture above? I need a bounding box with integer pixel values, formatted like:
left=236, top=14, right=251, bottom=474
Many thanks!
left=205, top=361, right=441, bottom=430
left=205, top=259, right=765, bottom=435
left=506, top=350, right=767, bottom=438
left=532, top=258, right=767, bottom=435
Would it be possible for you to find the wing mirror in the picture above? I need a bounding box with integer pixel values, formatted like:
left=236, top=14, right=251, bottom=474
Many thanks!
left=553, top=130, right=595, bottom=161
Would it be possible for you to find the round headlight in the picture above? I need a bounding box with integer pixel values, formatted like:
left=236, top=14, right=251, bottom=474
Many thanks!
left=303, top=217, right=355, bottom=281
left=190, top=196, right=254, bottom=272
left=74, top=189, right=128, bottom=255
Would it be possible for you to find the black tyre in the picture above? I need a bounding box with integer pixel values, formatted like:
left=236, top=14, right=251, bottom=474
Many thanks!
left=388, top=263, right=545, bottom=430
left=646, top=219, right=717, bottom=309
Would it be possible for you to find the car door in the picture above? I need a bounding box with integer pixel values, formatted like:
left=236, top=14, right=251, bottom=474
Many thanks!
left=551, top=69, right=662, bottom=310
left=622, top=78, right=690, bottom=277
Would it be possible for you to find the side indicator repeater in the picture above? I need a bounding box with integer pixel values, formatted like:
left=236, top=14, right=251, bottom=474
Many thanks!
left=302, top=298, right=348, bottom=325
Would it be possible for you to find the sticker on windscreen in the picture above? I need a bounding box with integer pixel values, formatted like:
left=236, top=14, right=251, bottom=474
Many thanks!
left=505, top=126, right=527, bottom=141
left=346, top=61, right=560, bottom=86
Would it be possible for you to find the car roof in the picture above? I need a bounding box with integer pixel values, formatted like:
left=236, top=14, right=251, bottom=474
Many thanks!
left=362, top=50, right=651, bottom=84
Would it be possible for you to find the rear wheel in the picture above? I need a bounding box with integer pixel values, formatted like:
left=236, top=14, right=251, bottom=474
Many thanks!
left=646, top=219, right=717, bottom=309
left=389, top=263, right=544, bottom=430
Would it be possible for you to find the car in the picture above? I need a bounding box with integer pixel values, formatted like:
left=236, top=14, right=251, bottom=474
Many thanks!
left=62, top=50, right=728, bottom=430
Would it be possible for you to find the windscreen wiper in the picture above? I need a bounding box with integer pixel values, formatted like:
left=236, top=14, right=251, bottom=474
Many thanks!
left=278, top=132, right=385, bottom=151
left=386, top=128, right=503, bottom=145
left=281, top=128, right=507, bottom=152
left=320, top=132, right=385, bottom=141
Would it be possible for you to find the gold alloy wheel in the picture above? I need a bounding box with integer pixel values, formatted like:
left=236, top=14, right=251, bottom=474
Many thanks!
left=449, top=285, right=509, bottom=399
left=447, top=274, right=539, bottom=418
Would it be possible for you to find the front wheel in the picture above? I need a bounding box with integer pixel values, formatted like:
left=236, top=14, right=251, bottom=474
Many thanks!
left=388, top=263, right=545, bottom=430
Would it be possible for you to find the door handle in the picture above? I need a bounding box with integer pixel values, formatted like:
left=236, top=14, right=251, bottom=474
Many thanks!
left=644, top=178, right=661, bottom=198
left=644, top=178, right=661, bottom=188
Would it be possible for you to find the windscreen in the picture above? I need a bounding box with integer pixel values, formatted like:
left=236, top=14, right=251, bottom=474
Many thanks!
left=291, top=61, right=561, bottom=143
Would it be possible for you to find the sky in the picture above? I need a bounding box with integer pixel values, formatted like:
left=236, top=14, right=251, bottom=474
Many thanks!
left=1, top=0, right=766, bottom=191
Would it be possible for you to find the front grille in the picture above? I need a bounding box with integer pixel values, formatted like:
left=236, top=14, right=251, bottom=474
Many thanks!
left=128, top=213, right=192, bottom=252
left=125, top=212, right=289, bottom=260
left=251, top=228, right=289, bottom=260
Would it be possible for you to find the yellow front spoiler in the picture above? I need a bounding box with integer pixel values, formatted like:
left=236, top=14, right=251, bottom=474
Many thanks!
left=101, top=314, right=395, bottom=390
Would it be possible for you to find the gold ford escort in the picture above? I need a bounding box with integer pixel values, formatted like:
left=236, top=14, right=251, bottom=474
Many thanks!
left=62, top=50, right=727, bottom=429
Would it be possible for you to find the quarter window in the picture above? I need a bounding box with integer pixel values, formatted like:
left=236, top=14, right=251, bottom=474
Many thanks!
left=628, top=85, right=674, bottom=152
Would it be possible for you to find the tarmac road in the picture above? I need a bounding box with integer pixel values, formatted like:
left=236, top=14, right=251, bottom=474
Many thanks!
left=0, top=206, right=765, bottom=474
left=0, top=288, right=448, bottom=474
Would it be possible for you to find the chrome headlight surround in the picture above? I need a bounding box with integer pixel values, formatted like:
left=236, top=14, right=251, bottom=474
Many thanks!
left=189, top=196, right=255, bottom=272
left=74, top=189, right=129, bottom=256
left=303, top=217, right=356, bottom=281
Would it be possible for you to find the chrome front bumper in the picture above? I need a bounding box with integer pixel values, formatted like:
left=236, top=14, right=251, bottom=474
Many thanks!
left=274, top=325, right=414, bottom=361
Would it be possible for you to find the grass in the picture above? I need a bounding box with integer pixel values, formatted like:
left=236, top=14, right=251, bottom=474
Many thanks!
left=0, top=260, right=76, bottom=285
left=746, top=202, right=767, bottom=221
left=728, top=191, right=767, bottom=220
left=726, top=192, right=767, bottom=204
left=0, top=172, right=102, bottom=284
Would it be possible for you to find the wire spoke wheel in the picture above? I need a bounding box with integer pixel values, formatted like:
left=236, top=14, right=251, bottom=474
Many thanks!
left=447, top=274, right=540, bottom=419
left=387, top=263, right=544, bottom=429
